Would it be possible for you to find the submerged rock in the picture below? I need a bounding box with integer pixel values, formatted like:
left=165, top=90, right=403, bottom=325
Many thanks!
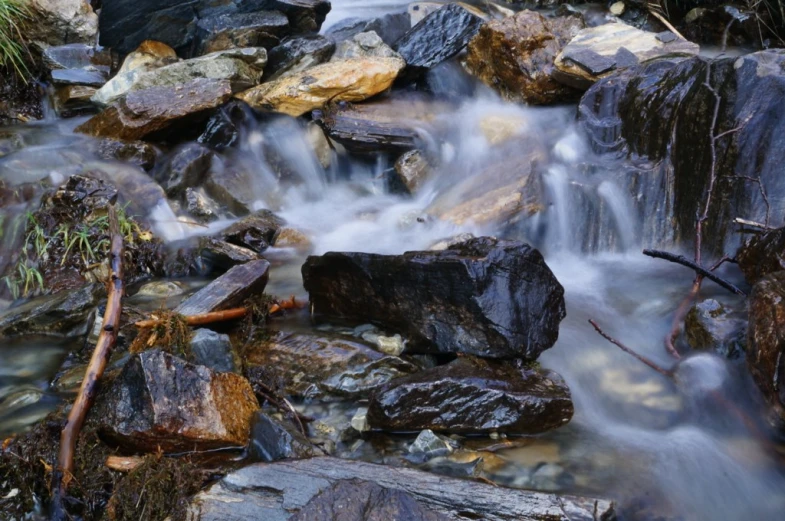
left=684, top=299, right=746, bottom=359
left=244, top=331, right=418, bottom=398
left=236, top=57, right=405, bottom=117
left=76, top=78, right=233, bottom=141
left=195, top=11, right=290, bottom=54
left=52, top=84, right=98, bottom=118
left=220, top=209, right=285, bottom=253
left=737, top=227, right=785, bottom=285
left=249, top=411, right=316, bottom=462
left=203, top=165, right=259, bottom=215
left=42, top=43, right=111, bottom=72
left=394, top=3, right=483, bottom=77
left=747, top=272, right=785, bottom=427
left=554, top=22, right=700, bottom=89
left=464, top=11, right=585, bottom=105
left=302, top=237, right=565, bottom=360
left=265, top=35, right=336, bottom=81
left=367, top=357, right=573, bottom=435
left=96, top=349, right=259, bottom=452
left=0, top=284, right=100, bottom=338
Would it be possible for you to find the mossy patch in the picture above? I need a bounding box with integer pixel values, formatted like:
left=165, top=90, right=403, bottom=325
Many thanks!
left=130, top=310, right=192, bottom=358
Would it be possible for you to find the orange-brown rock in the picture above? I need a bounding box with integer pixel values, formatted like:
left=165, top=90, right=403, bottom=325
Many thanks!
left=464, top=11, right=585, bottom=105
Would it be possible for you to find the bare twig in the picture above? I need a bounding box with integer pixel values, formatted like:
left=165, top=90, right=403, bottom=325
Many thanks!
left=135, top=307, right=248, bottom=329
left=734, top=217, right=772, bottom=231
left=642, top=250, right=746, bottom=295
left=51, top=204, right=124, bottom=520
left=589, top=320, right=672, bottom=377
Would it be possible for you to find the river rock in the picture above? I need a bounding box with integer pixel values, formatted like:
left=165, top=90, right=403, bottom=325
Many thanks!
left=302, top=236, right=565, bottom=360
left=389, top=149, right=430, bottom=194
left=256, top=0, right=331, bottom=33
left=95, top=138, right=158, bottom=171
left=96, top=349, right=259, bottom=452
left=186, top=188, right=223, bottom=223
left=250, top=411, right=316, bottom=462
left=97, top=0, right=199, bottom=55
left=52, top=85, right=98, bottom=118
left=50, top=68, right=107, bottom=87
left=236, top=56, right=405, bottom=117
left=156, top=142, right=214, bottom=198
left=198, top=99, right=253, bottom=150
left=0, top=284, right=100, bottom=338
left=464, top=11, right=585, bottom=105
left=76, top=78, right=233, bottom=141
left=747, top=272, right=785, bottom=427
left=737, top=227, right=785, bottom=285
left=394, top=3, right=483, bottom=77
left=265, top=35, right=336, bottom=81
left=28, top=0, right=98, bottom=47
left=325, top=12, right=410, bottom=45
left=176, top=258, right=270, bottom=315
left=220, top=209, right=285, bottom=253
left=367, top=357, right=573, bottom=434
left=42, top=43, right=111, bottom=72
left=244, top=331, right=418, bottom=398
left=333, top=31, right=402, bottom=60
left=188, top=457, right=616, bottom=521
left=92, top=40, right=179, bottom=106
left=685, top=299, right=746, bottom=359
left=203, top=164, right=259, bottom=215
left=199, top=237, right=262, bottom=269
left=195, top=11, right=289, bottom=54
left=190, top=327, right=238, bottom=373
left=554, top=22, right=700, bottom=89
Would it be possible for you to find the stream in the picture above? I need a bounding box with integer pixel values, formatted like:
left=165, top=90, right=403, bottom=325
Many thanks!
left=2, top=1, right=785, bottom=520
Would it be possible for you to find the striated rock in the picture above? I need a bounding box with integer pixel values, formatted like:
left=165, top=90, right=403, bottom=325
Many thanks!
left=76, top=78, right=233, bottom=141
left=50, top=68, right=106, bottom=87
left=189, top=457, right=616, bottom=521
left=302, top=236, right=565, bottom=360
left=390, top=149, right=430, bottom=194
left=236, top=56, right=404, bottom=117
left=250, top=411, right=316, bottom=462
left=394, top=3, right=483, bottom=77
left=195, top=11, right=289, bottom=54
left=0, top=284, right=100, bottom=338
left=95, top=349, right=259, bottom=452
left=737, top=227, right=785, bottom=285
left=220, top=209, right=285, bottom=253
left=98, top=0, right=201, bottom=55
left=244, top=331, right=418, bottom=398
left=190, top=328, right=237, bottom=373
left=156, top=142, right=214, bottom=198
left=176, top=258, right=270, bottom=315
left=367, top=357, right=573, bottom=435
left=92, top=40, right=179, bottom=106
left=95, top=138, right=158, bottom=171
left=325, top=12, right=410, bottom=45
left=685, top=299, right=746, bottom=359
left=554, top=22, right=700, bottom=89
left=256, top=0, right=331, bottom=33
left=748, top=272, right=785, bottom=427
left=199, top=237, right=262, bottom=269
left=265, top=35, right=336, bottom=81
left=464, top=11, right=585, bottom=105
left=333, top=31, right=401, bottom=60
left=28, top=0, right=98, bottom=47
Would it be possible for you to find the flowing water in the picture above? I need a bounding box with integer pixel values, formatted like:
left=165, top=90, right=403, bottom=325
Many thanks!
left=2, top=1, right=785, bottom=519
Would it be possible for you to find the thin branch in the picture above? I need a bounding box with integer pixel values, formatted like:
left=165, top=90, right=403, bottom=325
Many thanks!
left=589, top=320, right=672, bottom=377
left=642, top=249, right=746, bottom=295
left=135, top=307, right=248, bottom=329
left=647, top=7, right=688, bottom=41
left=726, top=175, right=771, bottom=228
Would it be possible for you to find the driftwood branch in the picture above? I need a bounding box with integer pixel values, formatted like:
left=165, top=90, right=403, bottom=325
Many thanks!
left=642, top=249, right=746, bottom=296
left=51, top=204, right=124, bottom=519
left=589, top=320, right=672, bottom=377
left=135, top=307, right=248, bottom=329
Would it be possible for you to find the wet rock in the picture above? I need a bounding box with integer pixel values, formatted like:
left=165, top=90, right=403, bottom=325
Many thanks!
left=747, top=272, right=785, bottom=426
left=42, top=43, right=111, bottom=72
left=98, top=0, right=198, bottom=55
left=409, top=429, right=455, bottom=458
left=305, top=121, right=332, bottom=169
left=92, top=40, right=179, bottom=107
left=203, top=164, right=258, bottom=215
left=190, top=328, right=237, bottom=373
left=256, top=0, right=331, bottom=33
left=236, top=56, right=404, bottom=117
left=554, top=22, right=700, bottom=89
left=274, top=226, right=312, bottom=249
left=333, top=31, right=402, bottom=60
left=428, top=233, right=475, bottom=251
left=76, top=78, right=233, bottom=141
left=0, top=75, right=43, bottom=124
left=351, top=407, right=370, bottom=433
left=685, top=299, right=746, bottom=359
left=195, top=11, right=289, bottom=55
left=96, top=349, right=259, bottom=452
left=394, top=3, right=484, bottom=77
left=189, top=457, right=616, bottom=521
left=325, top=12, right=410, bottom=45
left=197, top=99, right=252, bottom=150
left=199, top=237, right=262, bottom=269
left=390, top=149, right=430, bottom=194
left=737, top=227, right=785, bottom=285
left=156, top=143, right=214, bottom=198
left=304, top=236, right=564, bottom=360
left=95, top=138, right=158, bottom=171
left=682, top=6, right=764, bottom=50
left=0, top=284, right=99, bottom=338
left=52, top=85, right=98, bottom=118
left=50, top=68, right=107, bottom=87
left=265, top=34, right=336, bottom=81
left=220, top=209, right=285, bottom=253
left=244, top=331, right=418, bottom=398
left=249, top=411, right=316, bottom=462
left=368, top=357, right=573, bottom=435
left=28, top=0, right=98, bottom=47
left=135, top=280, right=187, bottom=299
left=176, top=258, right=270, bottom=315
left=185, top=189, right=222, bottom=223
left=464, top=11, right=585, bottom=105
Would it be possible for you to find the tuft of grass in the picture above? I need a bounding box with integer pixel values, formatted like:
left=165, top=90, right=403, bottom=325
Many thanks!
left=130, top=309, right=192, bottom=358
left=0, top=0, right=30, bottom=79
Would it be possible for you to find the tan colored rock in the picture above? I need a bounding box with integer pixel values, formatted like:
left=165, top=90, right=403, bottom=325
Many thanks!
left=236, top=57, right=405, bottom=117
left=275, top=227, right=313, bottom=249
left=553, top=22, right=700, bottom=89
left=77, top=78, right=233, bottom=141
left=464, top=11, right=585, bottom=105
left=479, top=114, right=528, bottom=146
left=28, top=0, right=97, bottom=47
left=393, top=150, right=430, bottom=194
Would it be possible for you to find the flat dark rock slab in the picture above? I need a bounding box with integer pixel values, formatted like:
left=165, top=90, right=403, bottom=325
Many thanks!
left=189, top=457, right=617, bottom=521
left=176, top=258, right=269, bottom=315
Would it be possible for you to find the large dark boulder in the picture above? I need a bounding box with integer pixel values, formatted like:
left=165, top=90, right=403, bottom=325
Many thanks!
left=367, top=357, right=573, bottom=435
left=302, top=237, right=565, bottom=360
left=737, top=227, right=785, bottom=285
